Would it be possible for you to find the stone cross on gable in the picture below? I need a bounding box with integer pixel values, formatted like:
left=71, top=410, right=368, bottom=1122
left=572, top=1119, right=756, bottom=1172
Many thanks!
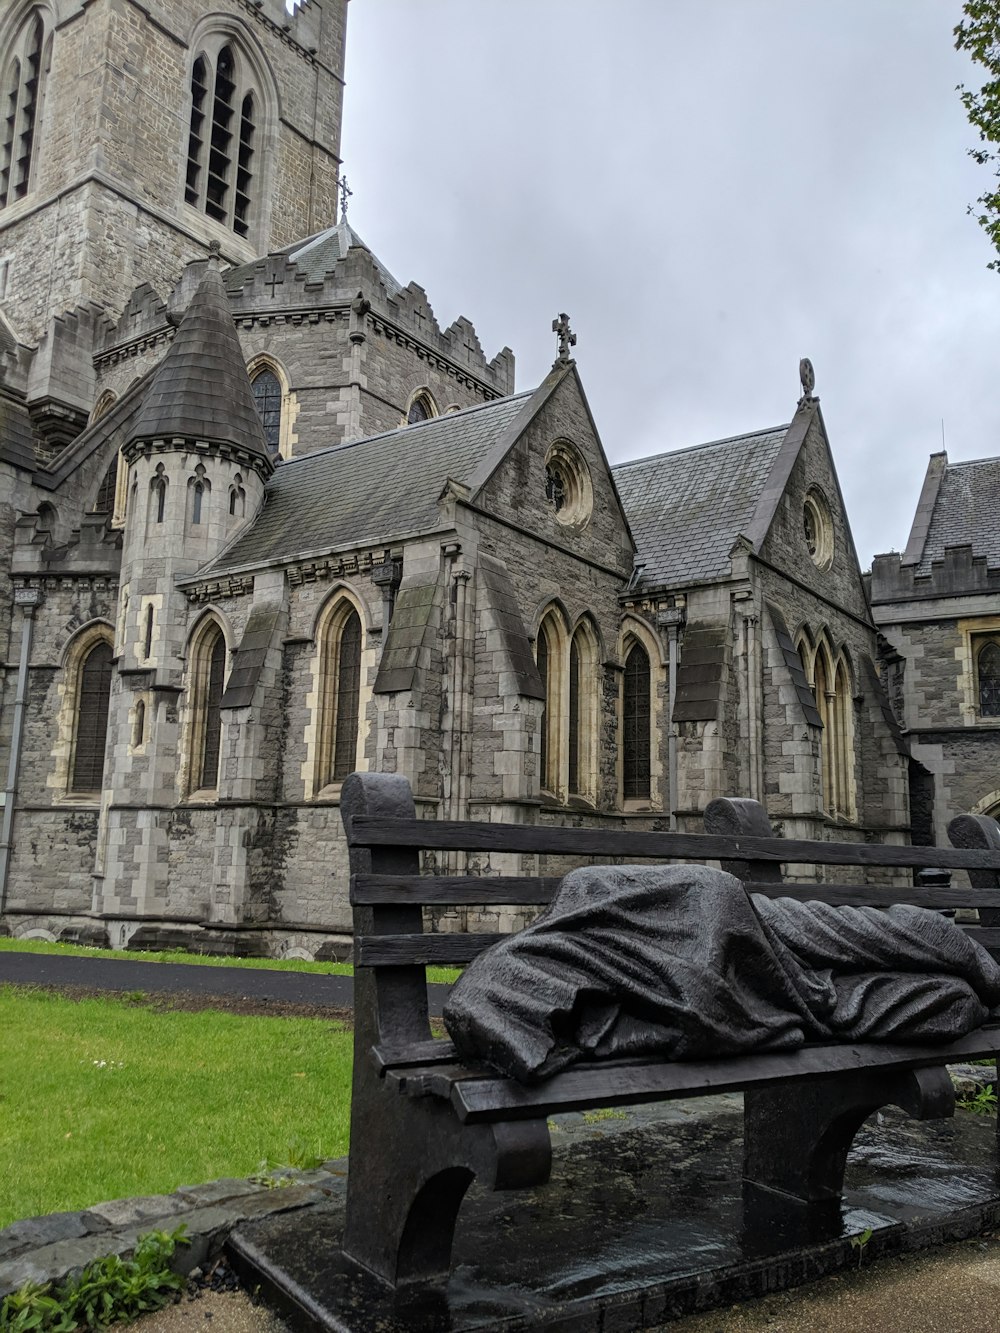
left=264, top=271, right=284, bottom=299
left=339, top=174, right=353, bottom=221
left=552, top=312, right=576, bottom=364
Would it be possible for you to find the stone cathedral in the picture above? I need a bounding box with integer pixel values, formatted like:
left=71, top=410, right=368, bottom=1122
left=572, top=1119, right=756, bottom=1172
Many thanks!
left=0, top=0, right=963, bottom=959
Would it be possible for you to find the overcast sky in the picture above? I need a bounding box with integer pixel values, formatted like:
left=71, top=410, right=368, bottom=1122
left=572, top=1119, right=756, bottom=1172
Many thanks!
left=338, top=1, right=999, bottom=570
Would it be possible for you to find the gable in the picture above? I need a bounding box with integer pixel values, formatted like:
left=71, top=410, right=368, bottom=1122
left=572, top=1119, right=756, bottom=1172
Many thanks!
left=472, top=367, right=634, bottom=577
left=755, top=406, right=871, bottom=621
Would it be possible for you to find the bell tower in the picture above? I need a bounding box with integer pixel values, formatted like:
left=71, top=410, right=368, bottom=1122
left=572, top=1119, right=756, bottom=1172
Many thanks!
left=0, top=0, right=347, bottom=346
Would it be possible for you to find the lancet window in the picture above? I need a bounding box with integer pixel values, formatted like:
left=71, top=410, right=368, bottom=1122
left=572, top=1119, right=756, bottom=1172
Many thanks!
left=0, top=9, right=50, bottom=210
left=622, top=641, right=652, bottom=801
left=188, top=620, right=228, bottom=794
left=70, top=639, right=113, bottom=793
left=185, top=42, right=259, bottom=238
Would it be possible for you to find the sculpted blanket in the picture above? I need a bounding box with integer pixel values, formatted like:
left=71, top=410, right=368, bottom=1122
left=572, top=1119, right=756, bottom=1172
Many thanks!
left=442, top=865, right=1000, bottom=1083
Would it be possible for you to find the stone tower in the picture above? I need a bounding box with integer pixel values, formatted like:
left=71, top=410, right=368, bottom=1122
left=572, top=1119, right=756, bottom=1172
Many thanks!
left=0, top=0, right=346, bottom=347
left=96, top=256, right=273, bottom=921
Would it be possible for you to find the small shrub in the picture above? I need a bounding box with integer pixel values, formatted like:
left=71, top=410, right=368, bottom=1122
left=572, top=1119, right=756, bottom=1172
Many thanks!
left=0, top=1225, right=188, bottom=1331
left=958, top=1083, right=998, bottom=1116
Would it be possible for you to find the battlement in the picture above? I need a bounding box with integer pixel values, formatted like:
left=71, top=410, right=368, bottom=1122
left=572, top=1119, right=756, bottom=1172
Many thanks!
left=238, top=0, right=341, bottom=67
left=226, top=244, right=515, bottom=394
left=870, top=545, right=1000, bottom=603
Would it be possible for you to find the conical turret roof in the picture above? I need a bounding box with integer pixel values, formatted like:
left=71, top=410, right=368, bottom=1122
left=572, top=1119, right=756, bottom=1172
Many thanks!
left=130, top=261, right=270, bottom=460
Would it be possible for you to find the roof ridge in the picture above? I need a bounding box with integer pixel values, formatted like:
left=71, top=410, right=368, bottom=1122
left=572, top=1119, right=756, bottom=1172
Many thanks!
left=945, top=455, right=1000, bottom=471
left=276, top=391, right=534, bottom=469
left=613, top=423, right=790, bottom=472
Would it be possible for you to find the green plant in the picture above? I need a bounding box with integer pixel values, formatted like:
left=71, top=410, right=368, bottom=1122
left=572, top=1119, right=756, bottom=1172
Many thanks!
left=848, top=1226, right=873, bottom=1269
left=0, top=1226, right=188, bottom=1331
left=581, top=1108, right=628, bottom=1124
left=958, top=1082, right=999, bottom=1115
left=249, top=1135, right=326, bottom=1186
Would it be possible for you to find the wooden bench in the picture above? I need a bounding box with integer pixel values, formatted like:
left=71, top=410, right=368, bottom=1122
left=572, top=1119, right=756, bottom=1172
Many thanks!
left=341, top=772, right=1000, bottom=1288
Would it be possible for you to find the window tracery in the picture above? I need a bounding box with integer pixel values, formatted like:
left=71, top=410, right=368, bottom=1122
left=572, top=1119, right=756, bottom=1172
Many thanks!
left=185, top=40, right=259, bottom=238
left=534, top=610, right=599, bottom=802
left=70, top=639, right=112, bottom=793
left=622, top=641, right=652, bottom=801
left=0, top=8, right=50, bottom=210
left=251, top=367, right=282, bottom=454
left=406, top=390, right=437, bottom=425
left=310, top=597, right=367, bottom=794
left=798, top=634, right=856, bottom=821
left=187, top=620, right=228, bottom=794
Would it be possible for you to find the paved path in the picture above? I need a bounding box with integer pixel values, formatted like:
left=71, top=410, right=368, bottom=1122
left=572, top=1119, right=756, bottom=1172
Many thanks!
left=0, top=951, right=453, bottom=1013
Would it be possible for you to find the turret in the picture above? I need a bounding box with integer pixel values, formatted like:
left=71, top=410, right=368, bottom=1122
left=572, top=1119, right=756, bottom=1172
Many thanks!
left=97, top=257, right=273, bottom=922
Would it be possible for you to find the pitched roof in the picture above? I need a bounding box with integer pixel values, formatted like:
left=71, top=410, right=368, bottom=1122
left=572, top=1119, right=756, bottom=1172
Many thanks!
left=130, top=263, right=270, bottom=459
left=613, top=425, right=789, bottom=586
left=201, top=392, right=533, bottom=576
left=224, top=219, right=402, bottom=296
left=908, top=455, right=1000, bottom=575
left=0, top=392, right=36, bottom=471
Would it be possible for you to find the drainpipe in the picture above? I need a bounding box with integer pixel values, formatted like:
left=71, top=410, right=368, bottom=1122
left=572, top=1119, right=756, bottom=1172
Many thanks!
left=657, top=604, right=686, bottom=830
left=0, top=587, right=43, bottom=910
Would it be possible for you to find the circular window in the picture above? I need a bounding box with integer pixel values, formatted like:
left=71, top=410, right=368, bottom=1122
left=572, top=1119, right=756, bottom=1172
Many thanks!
left=803, top=488, right=834, bottom=569
left=543, top=440, right=592, bottom=530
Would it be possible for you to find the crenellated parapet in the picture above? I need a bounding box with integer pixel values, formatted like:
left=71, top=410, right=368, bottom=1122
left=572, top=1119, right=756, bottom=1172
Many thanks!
left=12, top=510, right=122, bottom=578
left=100, top=284, right=169, bottom=353
left=226, top=238, right=514, bottom=394
left=870, top=545, right=1000, bottom=603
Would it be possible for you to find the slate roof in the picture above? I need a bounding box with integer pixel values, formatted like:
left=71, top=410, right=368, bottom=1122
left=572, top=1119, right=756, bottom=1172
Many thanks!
left=0, top=393, right=36, bottom=471
left=224, top=219, right=402, bottom=296
left=911, top=456, right=1000, bottom=575
left=613, top=425, right=789, bottom=586
left=131, top=264, right=270, bottom=459
left=202, top=392, right=533, bottom=576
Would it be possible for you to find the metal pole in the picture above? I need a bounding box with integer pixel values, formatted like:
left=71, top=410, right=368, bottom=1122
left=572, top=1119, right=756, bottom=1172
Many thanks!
left=0, top=589, right=42, bottom=911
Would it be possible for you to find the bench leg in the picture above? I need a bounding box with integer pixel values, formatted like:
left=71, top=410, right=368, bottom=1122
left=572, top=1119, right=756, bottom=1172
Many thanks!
left=343, top=1092, right=551, bottom=1288
left=743, top=1065, right=954, bottom=1206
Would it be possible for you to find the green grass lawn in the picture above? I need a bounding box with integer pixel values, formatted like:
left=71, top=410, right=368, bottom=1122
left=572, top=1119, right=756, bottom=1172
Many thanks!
left=0, top=987, right=354, bottom=1230
left=0, top=937, right=460, bottom=985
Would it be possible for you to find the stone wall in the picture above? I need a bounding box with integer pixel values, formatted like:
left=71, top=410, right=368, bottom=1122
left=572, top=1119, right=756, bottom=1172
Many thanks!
left=0, top=0, right=346, bottom=343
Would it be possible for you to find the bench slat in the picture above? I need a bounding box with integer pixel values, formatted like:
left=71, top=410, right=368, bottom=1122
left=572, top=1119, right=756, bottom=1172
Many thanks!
left=357, top=933, right=498, bottom=966
left=347, top=816, right=1000, bottom=872
left=353, top=874, right=559, bottom=905
left=355, top=873, right=1000, bottom=911
left=359, top=925, right=1000, bottom=968
left=391, top=1024, right=1000, bottom=1123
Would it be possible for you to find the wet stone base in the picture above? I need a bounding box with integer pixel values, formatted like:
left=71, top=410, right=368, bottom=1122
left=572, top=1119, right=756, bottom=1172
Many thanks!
left=228, top=1097, right=1000, bottom=1332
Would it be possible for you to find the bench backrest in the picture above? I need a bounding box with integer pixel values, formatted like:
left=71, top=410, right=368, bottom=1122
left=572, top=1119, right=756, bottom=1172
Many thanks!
left=341, top=772, right=1000, bottom=1049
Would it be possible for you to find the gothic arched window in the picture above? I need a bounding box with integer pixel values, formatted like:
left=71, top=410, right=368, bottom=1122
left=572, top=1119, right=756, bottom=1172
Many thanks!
left=568, top=622, right=598, bottom=800
left=185, top=42, right=259, bottom=238
left=189, top=623, right=227, bottom=793
left=71, top=639, right=113, bottom=793
left=800, top=635, right=856, bottom=822
left=93, top=458, right=118, bottom=515
left=978, top=641, right=1000, bottom=717
left=0, top=9, right=50, bottom=210
left=406, top=390, right=437, bottom=425
left=311, top=600, right=366, bottom=793
left=622, top=641, right=651, bottom=801
left=251, top=367, right=282, bottom=454
left=536, top=627, right=550, bottom=792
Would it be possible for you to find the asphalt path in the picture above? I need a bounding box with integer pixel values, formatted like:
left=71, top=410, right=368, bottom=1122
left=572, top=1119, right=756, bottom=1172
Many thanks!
left=0, top=951, right=453, bottom=1014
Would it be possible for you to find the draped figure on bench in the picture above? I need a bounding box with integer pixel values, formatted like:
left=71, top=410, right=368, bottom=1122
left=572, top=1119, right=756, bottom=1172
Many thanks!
left=444, top=866, right=1000, bottom=1083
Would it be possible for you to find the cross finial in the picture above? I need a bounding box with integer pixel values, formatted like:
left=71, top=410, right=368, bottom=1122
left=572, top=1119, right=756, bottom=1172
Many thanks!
left=338, top=174, right=353, bottom=221
left=552, top=312, right=576, bottom=364
left=799, top=356, right=816, bottom=403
